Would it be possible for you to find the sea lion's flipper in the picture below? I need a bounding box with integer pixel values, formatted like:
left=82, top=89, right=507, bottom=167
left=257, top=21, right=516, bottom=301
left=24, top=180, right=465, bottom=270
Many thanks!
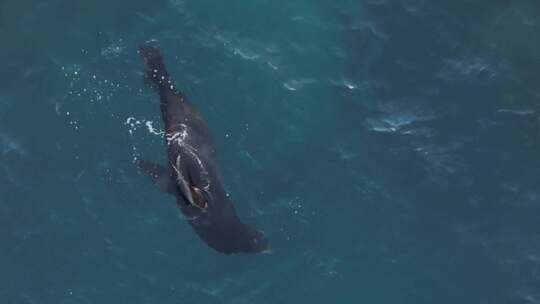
left=138, top=45, right=170, bottom=90
left=170, top=157, right=208, bottom=211
left=138, top=45, right=188, bottom=132
left=136, top=159, right=178, bottom=195
left=173, top=168, right=195, bottom=206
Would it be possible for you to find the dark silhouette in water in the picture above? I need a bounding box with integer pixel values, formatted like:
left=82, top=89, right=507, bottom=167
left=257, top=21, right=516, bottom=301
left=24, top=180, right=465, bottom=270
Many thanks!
left=136, top=45, right=269, bottom=254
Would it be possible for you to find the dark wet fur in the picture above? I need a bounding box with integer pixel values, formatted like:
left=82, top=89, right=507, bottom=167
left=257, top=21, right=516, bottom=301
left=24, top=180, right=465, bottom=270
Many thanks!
left=136, top=45, right=269, bottom=254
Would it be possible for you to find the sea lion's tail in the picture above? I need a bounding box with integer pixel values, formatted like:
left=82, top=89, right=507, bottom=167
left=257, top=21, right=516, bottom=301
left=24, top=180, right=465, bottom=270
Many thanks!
left=138, top=45, right=170, bottom=90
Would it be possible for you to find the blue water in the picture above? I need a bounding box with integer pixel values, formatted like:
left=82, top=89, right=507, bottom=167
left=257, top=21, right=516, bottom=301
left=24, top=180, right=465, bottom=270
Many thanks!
left=1, top=0, right=540, bottom=303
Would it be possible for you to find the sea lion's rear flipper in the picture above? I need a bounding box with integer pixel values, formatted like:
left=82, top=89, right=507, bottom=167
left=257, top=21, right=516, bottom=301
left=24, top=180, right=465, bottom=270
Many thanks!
left=138, top=45, right=188, bottom=132
left=136, top=159, right=178, bottom=195
left=138, top=45, right=170, bottom=90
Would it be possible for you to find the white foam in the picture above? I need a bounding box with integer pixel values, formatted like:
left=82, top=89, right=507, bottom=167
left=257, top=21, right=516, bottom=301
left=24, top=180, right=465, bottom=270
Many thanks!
left=145, top=121, right=164, bottom=136
left=125, top=117, right=164, bottom=137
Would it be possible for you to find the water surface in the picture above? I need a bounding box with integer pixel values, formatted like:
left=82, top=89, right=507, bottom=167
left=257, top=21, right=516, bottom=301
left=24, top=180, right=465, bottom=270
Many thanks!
left=1, top=1, right=539, bottom=303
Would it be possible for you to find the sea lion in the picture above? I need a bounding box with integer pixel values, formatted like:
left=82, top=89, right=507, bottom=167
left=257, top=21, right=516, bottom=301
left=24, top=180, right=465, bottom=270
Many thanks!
left=136, top=45, right=269, bottom=254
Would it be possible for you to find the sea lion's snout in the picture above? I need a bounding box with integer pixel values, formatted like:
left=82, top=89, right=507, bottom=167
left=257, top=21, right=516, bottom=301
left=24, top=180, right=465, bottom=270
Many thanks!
left=250, top=229, right=271, bottom=254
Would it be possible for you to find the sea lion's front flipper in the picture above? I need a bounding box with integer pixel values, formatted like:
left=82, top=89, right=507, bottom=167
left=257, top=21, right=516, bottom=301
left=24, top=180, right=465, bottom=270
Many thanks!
left=173, top=168, right=195, bottom=206
left=136, top=159, right=178, bottom=195
left=170, top=157, right=208, bottom=211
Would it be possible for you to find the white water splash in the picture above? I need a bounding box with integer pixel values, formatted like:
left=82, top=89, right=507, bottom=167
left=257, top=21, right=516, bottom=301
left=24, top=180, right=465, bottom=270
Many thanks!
left=125, top=117, right=164, bottom=136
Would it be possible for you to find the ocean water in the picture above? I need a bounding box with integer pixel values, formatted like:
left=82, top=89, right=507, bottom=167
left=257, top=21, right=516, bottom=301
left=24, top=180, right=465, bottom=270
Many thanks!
left=1, top=0, right=540, bottom=303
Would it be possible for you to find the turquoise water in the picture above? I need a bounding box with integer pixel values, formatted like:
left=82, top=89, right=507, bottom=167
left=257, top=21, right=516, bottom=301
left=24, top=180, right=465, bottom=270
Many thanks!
left=1, top=0, right=540, bottom=303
